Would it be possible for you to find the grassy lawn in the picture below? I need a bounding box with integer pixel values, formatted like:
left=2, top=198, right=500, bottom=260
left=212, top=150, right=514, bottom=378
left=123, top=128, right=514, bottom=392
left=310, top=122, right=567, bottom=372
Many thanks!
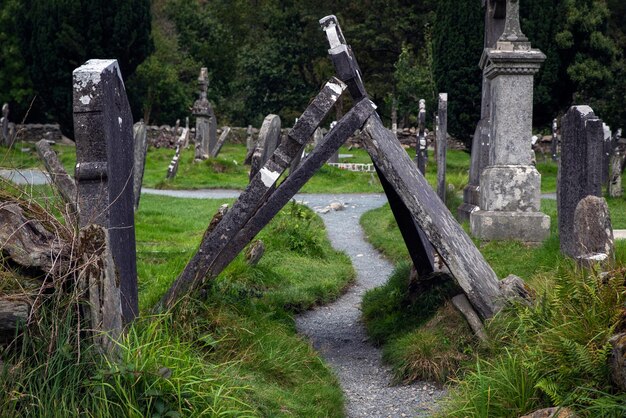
left=0, top=186, right=353, bottom=417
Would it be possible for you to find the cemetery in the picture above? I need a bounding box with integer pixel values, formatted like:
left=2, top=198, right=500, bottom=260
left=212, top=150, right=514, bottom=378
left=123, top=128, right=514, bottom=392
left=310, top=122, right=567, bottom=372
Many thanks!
left=1, top=1, right=626, bottom=417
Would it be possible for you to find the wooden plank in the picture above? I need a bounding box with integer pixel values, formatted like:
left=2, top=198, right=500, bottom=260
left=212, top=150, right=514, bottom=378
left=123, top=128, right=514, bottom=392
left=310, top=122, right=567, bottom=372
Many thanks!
left=320, top=15, right=435, bottom=278
left=158, top=78, right=347, bottom=310
left=206, top=98, right=377, bottom=282
left=362, top=117, right=501, bottom=318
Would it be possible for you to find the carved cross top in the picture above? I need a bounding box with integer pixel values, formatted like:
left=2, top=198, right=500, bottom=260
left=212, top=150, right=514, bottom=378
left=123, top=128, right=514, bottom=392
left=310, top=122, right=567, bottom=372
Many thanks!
left=499, top=0, right=528, bottom=44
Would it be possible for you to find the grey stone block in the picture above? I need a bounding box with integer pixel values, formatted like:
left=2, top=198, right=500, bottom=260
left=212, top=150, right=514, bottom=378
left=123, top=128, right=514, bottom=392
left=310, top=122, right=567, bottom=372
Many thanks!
left=479, top=165, right=541, bottom=212
left=470, top=210, right=550, bottom=243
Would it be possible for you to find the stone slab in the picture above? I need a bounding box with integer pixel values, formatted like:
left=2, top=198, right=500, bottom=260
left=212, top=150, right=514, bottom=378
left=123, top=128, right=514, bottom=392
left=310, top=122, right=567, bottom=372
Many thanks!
left=470, top=210, right=550, bottom=243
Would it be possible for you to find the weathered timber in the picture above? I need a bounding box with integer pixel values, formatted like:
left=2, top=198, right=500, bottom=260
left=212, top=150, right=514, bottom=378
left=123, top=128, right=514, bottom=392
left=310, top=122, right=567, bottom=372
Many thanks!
left=206, top=98, right=377, bottom=283
left=167, top=128, right=188, bottom=180
left=73, top=59, right=138, bottom=324
left=416, top=99, right=427, bottom=173
left=36, top=139, right=77, bottom=212
left=362, top=117, right=501, bottom=319
left=250, top=115, right=282, bottom=179
left=451, top=294, right=487, bottom=342
left=133, top=120, right=148, bottom=211
left=320, top=15, right=436, bottom=279
left=210, top=126, right=231, bottom=158
left=158, top=78, right=347, bottom=309
left=0, top=298, right=29, bottom=332
left=436, top=94, right=448, bottom=202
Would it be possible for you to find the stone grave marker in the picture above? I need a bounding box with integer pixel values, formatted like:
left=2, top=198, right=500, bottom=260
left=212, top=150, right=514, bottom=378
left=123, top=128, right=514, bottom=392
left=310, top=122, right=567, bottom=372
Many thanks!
left=558, top=105, right=604, bottom=257
left=416, top=99, right=427, bottom=173
left=192, top=67, right=217, bottom=160
left=459, top=0, right=507, bottom=221
left=436, top=93, right=448, bottom=202
left=250, top=114, right=281, bottom=179
left=72, top=59, right=138, bottom=332
left=551, top=117, right=558, bottom=161
left=328, top=121, right=339, bottom=163
left=603, top=122, right=612, bottom=188
left=133, top=120, right=148, bottom=211
left=1, top=103, right=10, bottom=147
left=470, top=0, right=550, bottom=243
left=573, top=195, right=614, bottom=266
left=391, top=97, right=398, bottom=135
left=608, top=149, right=623, bottom=197
left=167, top=127, right=189, bottom=180
left=210, top=126, right=231, bottom=158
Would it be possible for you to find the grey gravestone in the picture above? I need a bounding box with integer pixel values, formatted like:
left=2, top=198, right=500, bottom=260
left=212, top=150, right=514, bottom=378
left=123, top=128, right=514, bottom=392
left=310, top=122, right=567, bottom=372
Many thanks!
left=210, top=126, right=230, bottom=158
left=551, top=118, right=558, bottom=161
left=328, top=121, right=339, bottom=163
left=608, top=151, right=623, bottom=197
left=436, top=93, right=448, bottom=202
left=459, top=0, right=507, bottom=221
left=133, top=120, right=148, bottom=211
left=167, top=128, right=188, bottom=180
left=470, top=0, right=550, bottom=243
left=250, top=114, right=281, bottom=179
left=192, top=67, right=216, bottom=160
left=573, top=195, right=614, bottom=264
left=603, top=123, right=612, bottom=188
left=391, top=97, right=398, bottom=135
left=1, top=103, right=9, bottom=147
left=416, top=99, right=427, bottom=174
left=558, top=105, right=604, bottom=257
left=72, top=59, right=137, bottom=325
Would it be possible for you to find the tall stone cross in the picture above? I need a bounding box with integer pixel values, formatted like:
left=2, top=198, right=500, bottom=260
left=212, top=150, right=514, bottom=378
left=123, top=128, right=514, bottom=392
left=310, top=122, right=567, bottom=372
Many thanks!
left=470, top=0, right=550, bottom=243
left=193, top=67, right=217, bottom=159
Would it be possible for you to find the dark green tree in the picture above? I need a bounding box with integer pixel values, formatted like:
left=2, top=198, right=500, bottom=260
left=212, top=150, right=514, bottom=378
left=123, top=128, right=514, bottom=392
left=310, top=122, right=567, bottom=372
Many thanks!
left=17, top=0, right=152, bottom=134
left=432, top=0, right=483, bottom=144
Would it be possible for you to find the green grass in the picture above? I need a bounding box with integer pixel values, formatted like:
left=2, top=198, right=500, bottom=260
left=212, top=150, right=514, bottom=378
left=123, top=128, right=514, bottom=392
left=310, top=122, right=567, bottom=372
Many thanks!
left=1, top=190, right=353, bottom=417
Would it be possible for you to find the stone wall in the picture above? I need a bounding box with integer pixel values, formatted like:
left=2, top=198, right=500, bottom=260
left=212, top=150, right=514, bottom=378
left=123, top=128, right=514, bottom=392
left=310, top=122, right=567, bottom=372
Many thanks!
left=13, top=124, right=62, bottom=143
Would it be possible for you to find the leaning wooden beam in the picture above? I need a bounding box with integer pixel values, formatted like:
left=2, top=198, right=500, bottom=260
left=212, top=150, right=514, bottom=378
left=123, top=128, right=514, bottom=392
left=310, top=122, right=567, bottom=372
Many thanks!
left=166, top=127, right=188, bottom=180
left=36, top=139, right=77, bottom=212
left=158, top=78, right=347, bottom=310
left=320, top=15, right=435, bottom=277
left=320, top=15, right=500, bottom=318
left=206, top=98, right=377, bottom=283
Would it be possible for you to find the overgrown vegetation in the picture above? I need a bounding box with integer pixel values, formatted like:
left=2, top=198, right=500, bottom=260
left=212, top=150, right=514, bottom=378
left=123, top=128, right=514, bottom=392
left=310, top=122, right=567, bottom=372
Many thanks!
left=0, top=188, right=353, bottom=416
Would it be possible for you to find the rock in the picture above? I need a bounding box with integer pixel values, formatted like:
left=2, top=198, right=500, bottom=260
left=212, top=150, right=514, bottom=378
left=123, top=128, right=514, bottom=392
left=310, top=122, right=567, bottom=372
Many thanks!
left=329, top=201, right=345, bottom=211
left=609, top=333, right=626, bottom=391
left=245, top=240, right=265, bottom=266
left=519, top=407, right=577, bottom=418
left=499, top=274, right=534, bottom=305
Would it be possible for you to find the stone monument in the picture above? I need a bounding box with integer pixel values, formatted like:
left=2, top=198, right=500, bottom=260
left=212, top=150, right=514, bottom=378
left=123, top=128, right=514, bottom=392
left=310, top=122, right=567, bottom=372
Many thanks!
left=470, top=0, right=550, bottom=242
left=1, top=103, right=10, bottom=147
left=416, top=99, right=427, bottom=173
left=458, top=0, right=507, bottom=221
left=436, top=93, right=448, bottom=202
left=192, top=67, right=217, bottom=160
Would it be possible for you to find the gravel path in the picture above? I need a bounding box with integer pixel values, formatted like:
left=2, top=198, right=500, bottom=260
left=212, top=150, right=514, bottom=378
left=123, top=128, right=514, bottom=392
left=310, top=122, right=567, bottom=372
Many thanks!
left=294, top=194, right=444, bottom=418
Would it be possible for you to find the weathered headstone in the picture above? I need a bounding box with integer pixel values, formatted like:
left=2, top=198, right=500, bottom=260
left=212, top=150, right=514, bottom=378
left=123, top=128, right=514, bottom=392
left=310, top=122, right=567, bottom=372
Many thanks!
left=608, top=150, right=623, bottom=197
left=551, top=117, right=558, bottom=161
left=133, top=120, right=148, bottom=211
left=572, top=195, right=614, bottom=265
left=558, top=105, right=604, bottom=257
left=210, top=126, right=231, bottom=158
left=1, top=103, right=9, bottom=147
left=250, top=114, right=281, bottom=179
left=416, top=99, right=427, bottom=174
left=72, top=59, right=138, bottom=329
left=609, top=333, right=626, bottom=392
left=470, top=0, right=550, bottom=243
left=603, top=122, right=613, bottom=188
left=167, top=127, right=189, bottom=180
left=327, top=121, right=339, bottom=163
left=458, top=0, right=507, bottom=221
left=391, top=96, right=398, bottom=135
left=436, top=93, right=448, bottom=202
left=192, top=67, right=217, bottom=160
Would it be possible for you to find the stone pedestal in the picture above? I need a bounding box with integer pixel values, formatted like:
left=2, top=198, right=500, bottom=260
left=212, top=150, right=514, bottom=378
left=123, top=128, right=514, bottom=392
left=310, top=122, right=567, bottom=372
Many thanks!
left=470, top=0, right=549, bottom=243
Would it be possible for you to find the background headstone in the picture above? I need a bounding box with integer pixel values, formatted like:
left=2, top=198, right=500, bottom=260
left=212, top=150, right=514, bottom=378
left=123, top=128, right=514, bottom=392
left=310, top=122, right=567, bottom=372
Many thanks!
left=1, top=103, right=10, bottom=147
left=210, top=126, right=231, bottom=158
left=436, top=93, right=448, bottom=202
left=250, top=114, right=281, bottom=179
left=416, top=99, right=427, bottom=174
left=573, top=195, right=614, bottom=265
left=133, top=120, right=148, bottom=211
left=551, top=117, right=559, bottom=161
left=192, top=67, right=216, bottom=160
left=72, top=59, right=138, bottom=328
left=558, top=105, right=604, bottom=257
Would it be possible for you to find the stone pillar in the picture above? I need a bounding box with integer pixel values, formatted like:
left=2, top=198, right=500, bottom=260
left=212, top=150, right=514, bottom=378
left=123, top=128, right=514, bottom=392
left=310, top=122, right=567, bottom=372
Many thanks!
left=436, top=93, right=448, bottom=202
left=551, top=118, right=558, bottom=161
left=416, top=99, right=427, bottom=174
left=558, top=105, right=604, bottom=257
left=470, top=0, right=550, bottom=243
left=133, top=120, right=148, bottom=211
left=72, top=59, right=138, bottom=326
left=458, top=0, right=506, bottom=221
left=1, top=103, right=9, bottom=147
left=192, top=67, right=216, bottom=160
left=391, top=96, right=398, bottom=135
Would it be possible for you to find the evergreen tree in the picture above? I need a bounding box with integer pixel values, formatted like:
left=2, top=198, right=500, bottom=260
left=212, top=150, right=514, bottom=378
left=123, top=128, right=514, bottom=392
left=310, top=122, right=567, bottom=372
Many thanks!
left=432, top=0, right=483, bottom=144
left=17, top=0, right=152, bottom=134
